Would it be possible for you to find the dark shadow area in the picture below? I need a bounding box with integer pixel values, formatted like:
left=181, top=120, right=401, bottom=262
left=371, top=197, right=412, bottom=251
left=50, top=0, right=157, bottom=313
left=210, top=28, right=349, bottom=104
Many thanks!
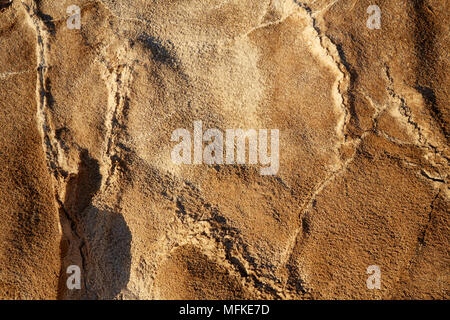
left=35, top=0, right=56, bottom=34
left=65, top=149, right=102, bottom=215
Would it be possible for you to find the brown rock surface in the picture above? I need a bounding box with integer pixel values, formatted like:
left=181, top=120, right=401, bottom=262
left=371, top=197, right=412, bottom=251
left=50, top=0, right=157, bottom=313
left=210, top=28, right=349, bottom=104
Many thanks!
left=0, top=0, right=448, bottom=299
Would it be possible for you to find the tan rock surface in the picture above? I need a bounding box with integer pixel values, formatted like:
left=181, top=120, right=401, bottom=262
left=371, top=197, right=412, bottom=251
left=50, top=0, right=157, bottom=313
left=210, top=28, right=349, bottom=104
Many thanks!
left=0, top=0, right=448, bottom=299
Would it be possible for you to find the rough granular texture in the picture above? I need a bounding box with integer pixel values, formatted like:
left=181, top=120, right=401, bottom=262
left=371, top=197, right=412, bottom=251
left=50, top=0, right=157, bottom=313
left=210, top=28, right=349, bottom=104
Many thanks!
left=0, top=0, right=448, bottom=299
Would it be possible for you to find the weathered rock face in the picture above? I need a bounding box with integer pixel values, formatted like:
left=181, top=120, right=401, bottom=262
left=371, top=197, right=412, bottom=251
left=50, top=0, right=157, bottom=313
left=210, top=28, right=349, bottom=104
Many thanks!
left=0, top=0, right=447, bottom=299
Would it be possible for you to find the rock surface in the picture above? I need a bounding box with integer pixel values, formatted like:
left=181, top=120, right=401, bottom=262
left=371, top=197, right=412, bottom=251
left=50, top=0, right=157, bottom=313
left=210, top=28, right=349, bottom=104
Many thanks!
left=0, top=0, right=448, bottom=299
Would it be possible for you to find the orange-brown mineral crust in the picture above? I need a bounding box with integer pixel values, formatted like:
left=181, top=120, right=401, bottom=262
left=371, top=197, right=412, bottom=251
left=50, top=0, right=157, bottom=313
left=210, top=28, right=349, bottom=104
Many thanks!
left=0, top=0, right=448, bottom=299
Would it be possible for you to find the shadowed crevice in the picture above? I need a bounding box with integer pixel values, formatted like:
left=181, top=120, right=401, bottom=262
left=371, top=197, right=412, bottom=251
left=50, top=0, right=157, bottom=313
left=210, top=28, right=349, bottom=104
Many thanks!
left=81, top=207, right=132, bottom=300
left=58, top=150, right=132, bottom=299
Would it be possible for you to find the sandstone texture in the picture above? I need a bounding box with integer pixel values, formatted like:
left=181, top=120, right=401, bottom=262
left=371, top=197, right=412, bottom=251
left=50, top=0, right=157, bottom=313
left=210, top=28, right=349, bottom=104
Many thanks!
left=0, top=0, right=448, bottom=299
